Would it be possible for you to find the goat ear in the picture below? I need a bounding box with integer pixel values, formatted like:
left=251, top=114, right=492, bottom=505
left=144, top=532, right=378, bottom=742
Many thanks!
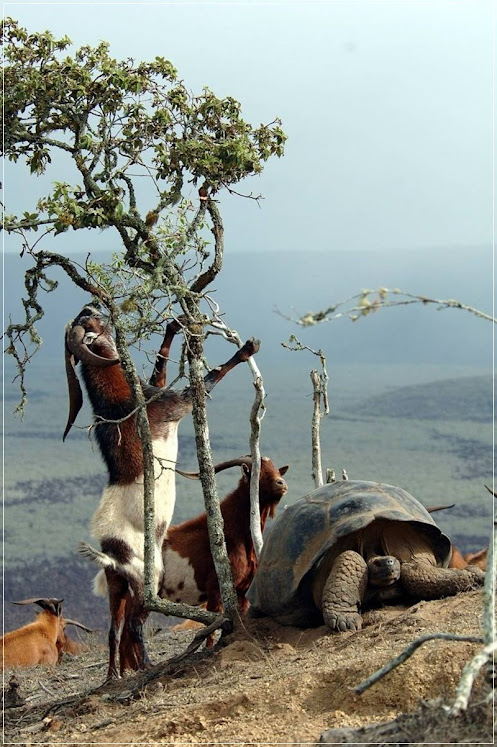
left=241, top=464, right=250, bottom=480
left=279, top=465, right=290, bottom=476
left=37, top=598, right=64, bottom=616
left=63, top=332, right=83, bottom=441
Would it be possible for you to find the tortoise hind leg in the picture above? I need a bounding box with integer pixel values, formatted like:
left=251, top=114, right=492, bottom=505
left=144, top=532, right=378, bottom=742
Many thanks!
left=401, top=561, right=485, bottom=600
left=320, top=550, right=369, bottom=632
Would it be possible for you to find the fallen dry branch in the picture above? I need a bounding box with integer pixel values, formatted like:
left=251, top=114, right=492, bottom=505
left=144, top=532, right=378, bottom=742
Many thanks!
left=353, top=633, right=483, bottom=695
left=319, top=698, right=492, bottom=745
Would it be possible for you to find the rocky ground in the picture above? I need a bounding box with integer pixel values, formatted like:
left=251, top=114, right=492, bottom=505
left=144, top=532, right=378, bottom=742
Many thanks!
left=2, top=590, right=493, bottom=745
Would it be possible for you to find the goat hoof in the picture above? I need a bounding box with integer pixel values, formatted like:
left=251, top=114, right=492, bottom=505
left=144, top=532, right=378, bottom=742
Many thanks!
left=241, top=338, right=261, bottom=359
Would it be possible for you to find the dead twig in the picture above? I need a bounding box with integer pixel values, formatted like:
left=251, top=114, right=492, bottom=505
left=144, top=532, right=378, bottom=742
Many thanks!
left=353, top=633, right=483, bottom=695
left=37, top=681, right=55, bottom=697
left=282, top=335, right=329, bottom=487
left=448, top=498, right=496, bottom=714
left=278, top=287, right=496, bottom=327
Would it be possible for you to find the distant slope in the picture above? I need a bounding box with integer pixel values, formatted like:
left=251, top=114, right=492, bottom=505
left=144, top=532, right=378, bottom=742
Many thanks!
left=354, top=375, right=493, bottom=421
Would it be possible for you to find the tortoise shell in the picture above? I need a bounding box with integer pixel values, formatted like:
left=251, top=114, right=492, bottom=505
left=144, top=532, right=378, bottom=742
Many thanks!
left=247, top=480, right=452, bottom=625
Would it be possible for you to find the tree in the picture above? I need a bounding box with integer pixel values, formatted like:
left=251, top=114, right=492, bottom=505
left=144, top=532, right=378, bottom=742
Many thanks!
left=2, top=18, right=286, bottom=632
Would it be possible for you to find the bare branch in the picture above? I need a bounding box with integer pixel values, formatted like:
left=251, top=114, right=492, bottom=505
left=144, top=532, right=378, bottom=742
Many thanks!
left=448, top=491, right=496, bottom=714
left=282, top=336, right=329, bottom=487
left=249, top=377, right=266, bottom=558
left=353, top=633, right=484, bottom=695
left=209, top=313, right=266, bottom=555
left=279, top=288, right=496, bottom=327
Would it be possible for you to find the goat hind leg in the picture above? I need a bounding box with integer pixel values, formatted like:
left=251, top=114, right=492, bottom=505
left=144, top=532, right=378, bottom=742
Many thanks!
left=149, top=317, right=185, bottom=388
left=119, top=593, right=152, bottom=674
left=128, top=614, right=153, bottom=669
left=106, top=573, right=128, bottom=680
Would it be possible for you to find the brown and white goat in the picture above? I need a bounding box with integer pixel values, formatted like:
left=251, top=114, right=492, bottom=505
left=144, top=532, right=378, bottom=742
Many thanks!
left=162, top=456, right=289, bottom=615
left=67, top=304, right=259, bottom=678
left=114, top=456, right=288, bottom=669
left=1, top=598, right=92, bottom=668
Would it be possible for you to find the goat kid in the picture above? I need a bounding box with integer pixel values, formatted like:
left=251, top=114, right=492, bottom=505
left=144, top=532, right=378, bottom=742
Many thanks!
left=68, top=305, right=260, bottom=678
left=1, top=598, right=92, bottom=668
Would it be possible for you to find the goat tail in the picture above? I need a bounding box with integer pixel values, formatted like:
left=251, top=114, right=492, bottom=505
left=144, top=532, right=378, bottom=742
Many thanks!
left=78, top=541, right=117, bottom=570
left=78, top=541, right=145, bottom=595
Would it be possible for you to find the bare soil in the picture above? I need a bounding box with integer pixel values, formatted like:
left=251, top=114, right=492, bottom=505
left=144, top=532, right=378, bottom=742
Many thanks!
left=3, top=590, right=493, bottom=745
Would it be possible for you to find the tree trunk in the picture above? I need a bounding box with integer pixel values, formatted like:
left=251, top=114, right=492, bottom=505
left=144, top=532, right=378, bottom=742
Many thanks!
left=187, top=326, right=238, bottom=621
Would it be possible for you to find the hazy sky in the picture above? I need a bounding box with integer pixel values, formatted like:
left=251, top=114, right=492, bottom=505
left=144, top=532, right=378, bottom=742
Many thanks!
left=4, top=1, right=494, bottom=254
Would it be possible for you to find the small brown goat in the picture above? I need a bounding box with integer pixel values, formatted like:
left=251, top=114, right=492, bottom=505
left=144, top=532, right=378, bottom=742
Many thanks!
left=162, top=456, right=289, bottom=615
left=1, top=598, right=92, bottom=669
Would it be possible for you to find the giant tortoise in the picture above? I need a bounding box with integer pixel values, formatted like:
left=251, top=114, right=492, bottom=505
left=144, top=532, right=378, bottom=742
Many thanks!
left=247, top=480, right=485, bottom=631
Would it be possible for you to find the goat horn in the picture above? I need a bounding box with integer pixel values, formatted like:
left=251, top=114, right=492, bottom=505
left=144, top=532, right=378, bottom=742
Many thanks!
left=12, top=598, right=64, bottom=616
left=66, top=324, right=119, bottom=368
left=64, top=619, right=96, bottom=633
left=176, top=457, right=253, bottom=480
left=11, top=597, right=64, bottom=606
left=426, top=503, right=455, bottom=513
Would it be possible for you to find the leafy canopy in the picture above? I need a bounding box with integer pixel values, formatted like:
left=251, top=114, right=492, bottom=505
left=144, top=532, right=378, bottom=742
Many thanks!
left=3, top=18, right=285, bottom=240
left=3, top=18, right=286, bottom=375
left=2, top=18, right=286, bottom=416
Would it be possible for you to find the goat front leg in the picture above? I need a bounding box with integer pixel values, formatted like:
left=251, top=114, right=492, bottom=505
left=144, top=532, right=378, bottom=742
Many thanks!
left=149, top=318, right=184, bottom=388
left=202, top=338, right=260, bottom=394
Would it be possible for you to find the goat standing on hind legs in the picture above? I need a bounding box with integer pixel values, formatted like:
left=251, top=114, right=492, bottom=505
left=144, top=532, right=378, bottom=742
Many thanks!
left=67, top=305, right=260, bottom=679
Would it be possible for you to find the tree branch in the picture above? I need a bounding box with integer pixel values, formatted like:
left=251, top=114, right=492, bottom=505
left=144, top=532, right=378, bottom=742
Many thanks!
left=353, top=633, right=484, bottom=695
left=279, top=288, right=497, bottom=327
left=282, top=336, right=329, bottom=487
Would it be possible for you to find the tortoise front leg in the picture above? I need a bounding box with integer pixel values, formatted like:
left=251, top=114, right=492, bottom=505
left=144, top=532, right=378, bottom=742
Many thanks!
left=320, top=550, right=369, bottom=632
left=401, top=561, right=485, bottom=600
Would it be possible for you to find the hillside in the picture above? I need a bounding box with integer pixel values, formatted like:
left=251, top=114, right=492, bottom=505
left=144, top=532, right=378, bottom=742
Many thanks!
left=354, top=375, right=493, bottom=421
left=3, top=590, right=492, bottom=744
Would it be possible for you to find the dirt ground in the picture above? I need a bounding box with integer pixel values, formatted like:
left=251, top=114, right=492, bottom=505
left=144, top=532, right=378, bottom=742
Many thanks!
left=2, top=590, right=493, bottom=745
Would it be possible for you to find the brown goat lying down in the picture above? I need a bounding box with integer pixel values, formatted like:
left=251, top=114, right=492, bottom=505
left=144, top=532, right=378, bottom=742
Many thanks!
left=449, top=545, right=488, bottom=571
left=1, top=598, right=92, bottom=668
